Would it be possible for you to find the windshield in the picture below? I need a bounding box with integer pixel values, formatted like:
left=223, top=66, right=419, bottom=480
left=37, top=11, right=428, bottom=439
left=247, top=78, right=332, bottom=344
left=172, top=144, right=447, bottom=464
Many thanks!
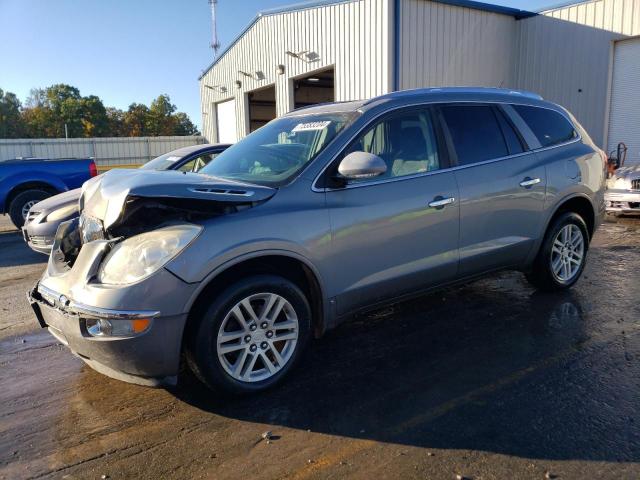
left=200, top=112, right=358, bottom=186
left=139, top=151, right=189, bottom=171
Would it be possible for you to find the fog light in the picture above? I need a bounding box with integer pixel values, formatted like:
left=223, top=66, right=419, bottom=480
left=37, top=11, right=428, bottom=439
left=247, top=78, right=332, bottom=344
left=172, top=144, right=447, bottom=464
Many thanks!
left=86, top=318, right=151, bottom=337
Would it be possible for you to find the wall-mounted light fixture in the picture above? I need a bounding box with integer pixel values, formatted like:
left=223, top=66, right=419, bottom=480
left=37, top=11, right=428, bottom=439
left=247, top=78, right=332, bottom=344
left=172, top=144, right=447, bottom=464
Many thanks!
left=285, top=50, right=320, bottom=63
left=277, top=64, right=285, bottom=75
left=235, top=80, right=242, bottom=89
left=204, top=85, right=227, bottom=93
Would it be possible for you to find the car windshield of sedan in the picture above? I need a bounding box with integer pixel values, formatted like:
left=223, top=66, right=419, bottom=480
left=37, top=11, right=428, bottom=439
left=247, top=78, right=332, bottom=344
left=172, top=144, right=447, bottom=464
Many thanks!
left=199, top=112, right=358, bottom=186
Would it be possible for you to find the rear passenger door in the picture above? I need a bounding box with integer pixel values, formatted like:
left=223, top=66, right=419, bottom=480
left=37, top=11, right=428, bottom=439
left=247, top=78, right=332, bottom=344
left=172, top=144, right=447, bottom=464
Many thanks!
left=437, top=103, right=546, bottom=276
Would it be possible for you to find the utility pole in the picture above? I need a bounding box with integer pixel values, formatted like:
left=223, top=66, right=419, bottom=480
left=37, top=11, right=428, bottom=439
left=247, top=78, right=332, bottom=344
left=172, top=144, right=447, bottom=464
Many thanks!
left=209, top=0, right=221, bottom=57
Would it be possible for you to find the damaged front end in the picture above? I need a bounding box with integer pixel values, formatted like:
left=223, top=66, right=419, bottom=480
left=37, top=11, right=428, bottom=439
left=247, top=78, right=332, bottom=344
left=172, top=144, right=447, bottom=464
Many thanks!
left=52, top=169, right=276, bottom=269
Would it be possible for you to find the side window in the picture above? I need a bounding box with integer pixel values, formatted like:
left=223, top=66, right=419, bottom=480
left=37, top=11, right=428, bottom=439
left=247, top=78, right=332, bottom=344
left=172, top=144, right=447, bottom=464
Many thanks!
left=440, top=105, right=508, bottom=165
left=344, top=109, right=441, bottom=182
left=512, top=105, right=577, bottom=148
left=178, top=152, right=218, bottom=172
left=495, top=107, right=525, bottom=155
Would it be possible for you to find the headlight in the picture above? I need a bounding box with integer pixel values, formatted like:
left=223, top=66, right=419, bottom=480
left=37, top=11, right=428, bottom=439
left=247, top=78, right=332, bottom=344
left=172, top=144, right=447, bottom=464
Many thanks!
left=46, top=203, right=78, bottom=223
left=97, top=225, right=201, bottom=285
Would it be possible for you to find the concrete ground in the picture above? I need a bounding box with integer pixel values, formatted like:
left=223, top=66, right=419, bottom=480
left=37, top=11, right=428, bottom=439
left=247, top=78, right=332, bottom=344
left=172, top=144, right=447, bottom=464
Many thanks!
left=0, top=214, right=638, bottom=480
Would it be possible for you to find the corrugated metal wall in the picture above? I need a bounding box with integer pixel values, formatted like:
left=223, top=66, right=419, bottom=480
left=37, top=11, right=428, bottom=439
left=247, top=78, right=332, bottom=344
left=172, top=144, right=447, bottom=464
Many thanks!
left=607, top=37, right=640, bottom=165
left=398, top=0, right=517, bottom=90
left=543, top=0, right=640, bottom=36
left=515, top=0, right=640, bottom=147
left=199, top=0, right=392, bottom=142
left=0, top=136, right=206, bottom=167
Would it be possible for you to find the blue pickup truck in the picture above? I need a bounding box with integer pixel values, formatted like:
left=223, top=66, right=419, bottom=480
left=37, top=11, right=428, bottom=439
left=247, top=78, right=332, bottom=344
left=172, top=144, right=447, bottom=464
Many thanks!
left=0, top=157, right=97, bottom=228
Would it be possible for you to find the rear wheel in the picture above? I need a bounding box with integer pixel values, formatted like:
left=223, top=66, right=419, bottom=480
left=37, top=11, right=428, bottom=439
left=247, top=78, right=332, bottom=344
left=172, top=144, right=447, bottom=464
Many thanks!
left=8, top=189, right=51, bottom=229
left=526, top=212, right=589, bottom=291
left=186, top=275, right=311, bottom=394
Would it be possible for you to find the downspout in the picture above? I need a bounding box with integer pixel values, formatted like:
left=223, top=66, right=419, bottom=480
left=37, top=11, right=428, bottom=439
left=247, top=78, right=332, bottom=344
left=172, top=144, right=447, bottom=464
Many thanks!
left=393, top=0, right=401, bottom=91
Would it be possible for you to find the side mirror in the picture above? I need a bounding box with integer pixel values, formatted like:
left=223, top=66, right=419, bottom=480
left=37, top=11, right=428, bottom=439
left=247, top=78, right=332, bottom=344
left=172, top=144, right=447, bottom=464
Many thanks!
left=336, top=151, right=387, bottom=181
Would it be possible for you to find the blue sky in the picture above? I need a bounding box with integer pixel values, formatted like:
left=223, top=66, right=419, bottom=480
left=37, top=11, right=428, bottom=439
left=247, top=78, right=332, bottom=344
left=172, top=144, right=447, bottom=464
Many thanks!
left=0, top=0, right=555, bottom=131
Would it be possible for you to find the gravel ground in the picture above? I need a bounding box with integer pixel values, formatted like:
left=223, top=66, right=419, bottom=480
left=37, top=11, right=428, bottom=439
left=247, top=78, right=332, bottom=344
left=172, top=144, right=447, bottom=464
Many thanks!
left=0, top=214, right=638, bottom=480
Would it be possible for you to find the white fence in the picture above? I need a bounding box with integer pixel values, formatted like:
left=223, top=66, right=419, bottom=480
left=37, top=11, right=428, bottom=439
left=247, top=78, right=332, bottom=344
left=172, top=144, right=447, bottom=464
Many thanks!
left=0, top=136, right=207, bottom=168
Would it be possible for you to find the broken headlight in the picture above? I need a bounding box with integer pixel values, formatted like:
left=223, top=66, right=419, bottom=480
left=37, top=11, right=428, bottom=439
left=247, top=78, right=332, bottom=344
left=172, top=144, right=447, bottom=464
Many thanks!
left=79, top=213, right=105, bottom=244
left=97, top=224, right=201, bottom=285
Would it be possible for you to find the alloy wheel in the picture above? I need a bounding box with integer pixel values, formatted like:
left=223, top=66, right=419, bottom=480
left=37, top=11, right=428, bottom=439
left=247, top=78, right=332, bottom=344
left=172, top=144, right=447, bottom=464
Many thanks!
left=21, top=200, right=38, bottom=220
left=550, top=224, right=584, bottom=282
left=216, top=292, right=299, bottom=382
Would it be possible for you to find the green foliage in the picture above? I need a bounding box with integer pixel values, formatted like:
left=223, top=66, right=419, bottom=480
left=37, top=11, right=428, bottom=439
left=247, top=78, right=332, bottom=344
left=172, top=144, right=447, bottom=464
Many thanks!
left=0, top=84, right=200, bottom=139
left=0, top=89, right=26, bottom=138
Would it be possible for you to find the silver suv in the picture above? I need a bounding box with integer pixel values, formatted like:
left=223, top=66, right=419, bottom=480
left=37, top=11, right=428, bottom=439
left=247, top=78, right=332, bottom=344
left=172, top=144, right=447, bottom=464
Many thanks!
left=28, top=88, right=606, bottom=394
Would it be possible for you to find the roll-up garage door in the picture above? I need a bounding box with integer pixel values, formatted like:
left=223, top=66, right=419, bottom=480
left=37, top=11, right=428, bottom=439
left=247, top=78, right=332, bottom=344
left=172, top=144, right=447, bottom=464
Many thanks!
left=607, top=37, right=640, bottom=166
left=215, top=99, right=237, bottom=144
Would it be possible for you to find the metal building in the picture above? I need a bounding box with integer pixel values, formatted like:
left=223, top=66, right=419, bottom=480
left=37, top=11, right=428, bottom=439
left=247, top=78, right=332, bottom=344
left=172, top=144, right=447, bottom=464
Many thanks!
left=199, top=0, right=640, bottom=163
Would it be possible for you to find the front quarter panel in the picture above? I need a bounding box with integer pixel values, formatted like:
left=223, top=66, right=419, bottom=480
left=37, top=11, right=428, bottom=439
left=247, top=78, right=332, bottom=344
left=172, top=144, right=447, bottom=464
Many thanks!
left=165, top=178, right=332, bottom=288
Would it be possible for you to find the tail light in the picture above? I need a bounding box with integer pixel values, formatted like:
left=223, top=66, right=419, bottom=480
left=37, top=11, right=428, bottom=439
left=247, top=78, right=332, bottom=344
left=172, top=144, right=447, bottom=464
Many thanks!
left=89, top=161, right=98, bottom=177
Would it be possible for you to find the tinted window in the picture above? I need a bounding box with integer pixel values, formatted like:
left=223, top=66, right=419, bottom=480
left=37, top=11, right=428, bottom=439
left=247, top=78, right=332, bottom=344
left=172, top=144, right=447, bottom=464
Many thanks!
left=344, top=109, right=440, bottom=182
left=495, top=108, right=525, bottom=154
left=440, top=105, right=508, bottom=165
left=513, top=105, right=577, bottom=148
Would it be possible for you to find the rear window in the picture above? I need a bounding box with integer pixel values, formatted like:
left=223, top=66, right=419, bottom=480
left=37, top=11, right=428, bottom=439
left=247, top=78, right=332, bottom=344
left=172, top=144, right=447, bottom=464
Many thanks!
left=512, top=105, right=577, bottom=148
left=440, top=105, right=508, bottom=165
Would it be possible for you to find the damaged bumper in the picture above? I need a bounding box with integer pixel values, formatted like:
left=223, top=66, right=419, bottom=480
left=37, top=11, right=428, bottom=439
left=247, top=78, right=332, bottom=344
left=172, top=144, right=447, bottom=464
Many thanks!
left=605, top=189, right=640, bottom=214
left=29, top=239, right=199, bottom=387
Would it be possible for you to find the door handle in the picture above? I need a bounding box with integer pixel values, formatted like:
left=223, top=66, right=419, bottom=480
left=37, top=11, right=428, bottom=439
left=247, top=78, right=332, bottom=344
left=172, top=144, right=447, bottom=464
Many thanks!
left=428, top=196, right=455, bottom=208
left=519, top=177, right=541, bottom=188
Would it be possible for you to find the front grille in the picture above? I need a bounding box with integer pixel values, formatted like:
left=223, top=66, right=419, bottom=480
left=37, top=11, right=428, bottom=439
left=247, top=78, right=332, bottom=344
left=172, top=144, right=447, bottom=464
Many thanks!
left=631, top=179, right=640, bottom=191
left=30, top=235, right=54, bottom=246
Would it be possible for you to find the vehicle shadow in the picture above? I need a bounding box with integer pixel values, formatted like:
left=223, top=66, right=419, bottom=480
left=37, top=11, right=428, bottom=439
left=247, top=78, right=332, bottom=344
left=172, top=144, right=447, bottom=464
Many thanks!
left=175, top=274, right=639, bottom=463
left=0, top=230, right=48, bottom=267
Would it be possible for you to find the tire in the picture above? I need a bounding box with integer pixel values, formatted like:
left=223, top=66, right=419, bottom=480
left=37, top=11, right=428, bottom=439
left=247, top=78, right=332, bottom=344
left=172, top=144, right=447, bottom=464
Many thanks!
left=185, top=274, right=312, bottom=395
left=8, top=189, right=51, bottom=229
left=526, top=212, right=590, bottom=291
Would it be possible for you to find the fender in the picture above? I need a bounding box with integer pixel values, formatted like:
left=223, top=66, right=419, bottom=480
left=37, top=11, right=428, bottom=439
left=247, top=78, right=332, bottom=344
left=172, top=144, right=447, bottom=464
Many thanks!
left=180, top=247, right=331, bottom=331
left=1, top=172, right=67, bottom=211
left=524, top=191, right=595, bottom=267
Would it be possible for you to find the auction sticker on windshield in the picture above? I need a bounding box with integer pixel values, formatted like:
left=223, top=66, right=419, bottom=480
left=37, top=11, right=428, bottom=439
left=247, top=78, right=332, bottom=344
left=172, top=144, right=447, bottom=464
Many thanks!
left=292, top=121, right=331, bottom=132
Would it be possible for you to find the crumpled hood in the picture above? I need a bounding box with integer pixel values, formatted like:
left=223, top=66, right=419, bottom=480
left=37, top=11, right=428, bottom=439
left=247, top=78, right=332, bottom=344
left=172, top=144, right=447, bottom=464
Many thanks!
left=81, top=169, right=276, bottom=229
left=33, top=188, right=81, bottom=213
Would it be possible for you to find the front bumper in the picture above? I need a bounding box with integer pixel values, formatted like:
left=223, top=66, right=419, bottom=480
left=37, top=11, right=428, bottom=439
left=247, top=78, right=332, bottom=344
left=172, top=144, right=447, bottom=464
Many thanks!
left=28, top=236, right=199, bottom=387
left=28, top=282, right=188, bottom=386
left=605, top=189, right=640, bottom=214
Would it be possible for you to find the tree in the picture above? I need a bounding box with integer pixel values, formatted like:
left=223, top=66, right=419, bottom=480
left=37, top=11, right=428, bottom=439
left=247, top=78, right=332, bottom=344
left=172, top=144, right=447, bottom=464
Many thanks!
left=173, top=112, right=199, bottom=136
left=123, top=103, right=150, bottom=137
left=146, top=94, right=177, bottom=136
left=0, top=89, right=26, bottom=138
left=1, top=85, right=199, bottom=138
left=106, top=107, right=125, bottom=137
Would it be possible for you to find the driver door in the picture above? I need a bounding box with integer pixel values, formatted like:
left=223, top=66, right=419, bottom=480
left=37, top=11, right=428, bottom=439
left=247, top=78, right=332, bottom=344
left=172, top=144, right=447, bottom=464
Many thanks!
left=325, top=107, right=460, bottom=315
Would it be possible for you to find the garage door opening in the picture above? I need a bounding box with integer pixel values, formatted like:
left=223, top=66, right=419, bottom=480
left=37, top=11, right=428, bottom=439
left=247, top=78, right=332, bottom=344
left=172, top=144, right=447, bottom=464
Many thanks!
left=248, top=85, right=276, bottom=133
left=293, top=68, right=335, bottom=109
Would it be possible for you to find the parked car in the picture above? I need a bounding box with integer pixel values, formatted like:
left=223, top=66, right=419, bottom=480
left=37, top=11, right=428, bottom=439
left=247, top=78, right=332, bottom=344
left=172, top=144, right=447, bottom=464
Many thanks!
left=22, top=143, right=230, bottom=254
left=0, top=157, right=97, bottom=229
left=28, top=88, right=606, bottom=394
left=605, top=164, right=640, bottom=215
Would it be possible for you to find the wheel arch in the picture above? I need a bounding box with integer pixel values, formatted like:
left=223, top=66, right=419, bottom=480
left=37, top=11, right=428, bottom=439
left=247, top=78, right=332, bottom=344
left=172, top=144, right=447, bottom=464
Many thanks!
left=3, top=180, right=62, bottom=213
left=183, top=251, right=328, bottom=344
left=547, top=193, right=596, bottom=240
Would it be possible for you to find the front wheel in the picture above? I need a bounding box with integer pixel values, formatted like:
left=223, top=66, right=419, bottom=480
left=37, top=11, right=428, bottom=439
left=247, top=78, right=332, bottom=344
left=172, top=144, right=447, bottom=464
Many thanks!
left=185, top=275, right=312, bottom=394
left=8, top=189, right=51, bottom=229
left=526, top=212, right=589, bottom=291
